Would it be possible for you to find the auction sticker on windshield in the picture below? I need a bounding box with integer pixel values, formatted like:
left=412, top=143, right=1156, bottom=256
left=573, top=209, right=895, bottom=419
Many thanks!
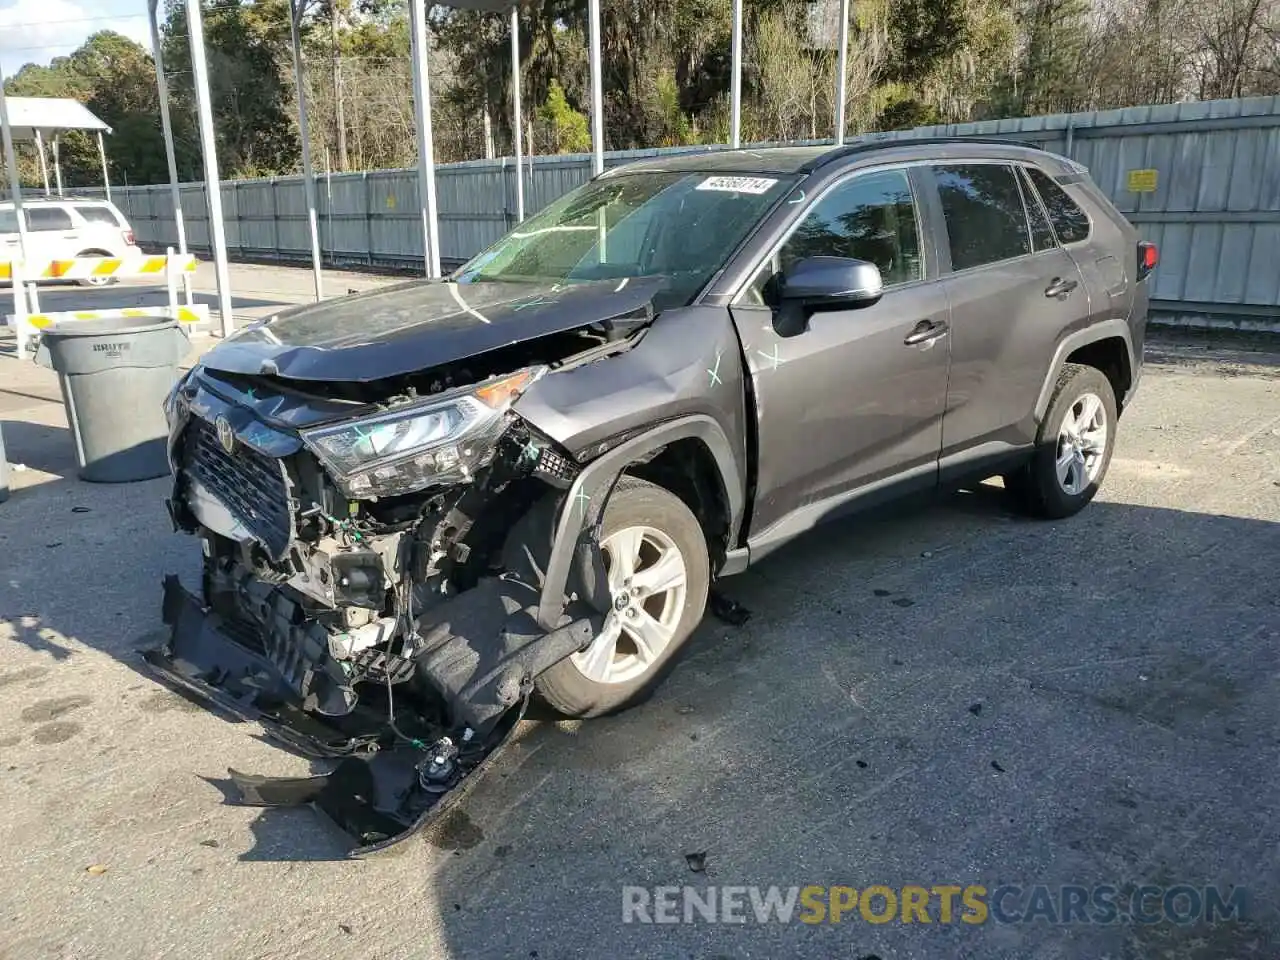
left=697, top=176, right=779, bottom=194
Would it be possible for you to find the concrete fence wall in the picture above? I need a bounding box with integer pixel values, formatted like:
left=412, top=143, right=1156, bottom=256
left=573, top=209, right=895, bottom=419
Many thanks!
left=83, top=94, right=1280, bottom=329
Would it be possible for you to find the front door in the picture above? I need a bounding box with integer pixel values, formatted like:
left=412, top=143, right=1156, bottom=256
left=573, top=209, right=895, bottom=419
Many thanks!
left=729, top=167, right=951, bottom=537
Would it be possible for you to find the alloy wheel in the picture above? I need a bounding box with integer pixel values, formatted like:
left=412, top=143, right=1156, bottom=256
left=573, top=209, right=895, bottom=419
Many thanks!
left=1055, top=391, right=1108, bottom=496
left=570, top=524, right=688, bottom=685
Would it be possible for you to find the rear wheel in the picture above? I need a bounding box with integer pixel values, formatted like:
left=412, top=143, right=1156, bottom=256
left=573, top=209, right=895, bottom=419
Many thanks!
left=75, top=250, right=116, bottom=287
left=535, top=476, right=710, bottom=718
left=1005, top=362, right=1117, bottom=519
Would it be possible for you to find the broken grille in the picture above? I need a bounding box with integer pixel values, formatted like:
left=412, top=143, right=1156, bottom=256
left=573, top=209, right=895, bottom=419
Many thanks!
left=184, top=417, right=294, bottom=558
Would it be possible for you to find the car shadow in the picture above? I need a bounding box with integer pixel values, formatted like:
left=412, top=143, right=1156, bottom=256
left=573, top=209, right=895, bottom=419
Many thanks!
left=2, top=442, right=1277, bottom=956
left=407, top=495, right=1279, bottom=959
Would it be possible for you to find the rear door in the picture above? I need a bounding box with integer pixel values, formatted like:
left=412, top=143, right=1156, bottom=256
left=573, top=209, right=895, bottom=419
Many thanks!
left=1024, top=165, right=1132, bottom=327
left=926, top=161, right=1089, bottom=466
left=729, top=166, right=950, bottom=536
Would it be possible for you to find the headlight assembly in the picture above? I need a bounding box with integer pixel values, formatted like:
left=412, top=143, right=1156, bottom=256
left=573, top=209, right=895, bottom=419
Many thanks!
left=301, top=367, right=544, bottom=498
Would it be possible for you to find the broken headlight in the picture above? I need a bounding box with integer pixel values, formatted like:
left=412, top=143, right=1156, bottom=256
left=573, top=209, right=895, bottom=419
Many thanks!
left=301, top=367, right=544, bottom=498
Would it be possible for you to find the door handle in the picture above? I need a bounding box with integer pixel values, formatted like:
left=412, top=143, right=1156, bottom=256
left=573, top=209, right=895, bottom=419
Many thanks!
left=1045, top=277, right=1079, bottom=299
left=904, top=319, right=949, bottom=346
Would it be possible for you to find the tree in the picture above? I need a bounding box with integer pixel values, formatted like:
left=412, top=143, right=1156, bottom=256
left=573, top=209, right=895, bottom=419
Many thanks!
left=536, top=79, right=591, bottom=153
left=161, top=0, right=299, bottom=178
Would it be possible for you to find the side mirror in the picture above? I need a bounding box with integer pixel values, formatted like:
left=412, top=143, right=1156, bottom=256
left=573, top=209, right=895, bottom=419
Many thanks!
left=780, top=256, right=884, bottom=308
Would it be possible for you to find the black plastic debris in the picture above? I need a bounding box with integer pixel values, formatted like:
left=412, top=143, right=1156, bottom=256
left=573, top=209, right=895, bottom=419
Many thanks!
left=708, top=590, right=751, bottom=626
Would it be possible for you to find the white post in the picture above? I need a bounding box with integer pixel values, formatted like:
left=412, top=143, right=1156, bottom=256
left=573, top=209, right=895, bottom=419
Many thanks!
left=408, top=0, right=441, bottom=278
left=730, top=0, right=743, bottom=148
left=289, top=0, right=324, bottom=300
left=96, top=131, right=111, bottom=200
left=0, top=70, right=31, bottom=265
left=11, top=260, right=28, bottom=357
left=34, top=130, right=50, bottom=195
left=51, top=135, right=63, bottom=196
left=834, top=0, right=850, bottom=145
left=165, top=246, right=179, bottom=319
left=186, top=0, right=236, bottom=337
left=148, top=0, right=188, bottom=257
left=587, top=0, right=604, bottom=176
left=510, top=4, right=524, bottom=222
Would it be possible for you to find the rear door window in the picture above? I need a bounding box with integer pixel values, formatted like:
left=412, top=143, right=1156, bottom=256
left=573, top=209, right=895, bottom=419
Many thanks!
left=932, top=163, right=1032, bottom=271
left=1025, top=167, right=1091, bottom=244
left=1017, top=167, right=1057, bottom=252
left=75, top=205, right=124, bottom=227
left=26, top=207, right=75, bottom=232
left=0, top=208, right=18, bottom=233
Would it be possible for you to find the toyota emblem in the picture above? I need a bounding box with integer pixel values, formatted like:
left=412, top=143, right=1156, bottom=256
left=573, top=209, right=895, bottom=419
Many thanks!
left=215, top=416, right=236, bottom=455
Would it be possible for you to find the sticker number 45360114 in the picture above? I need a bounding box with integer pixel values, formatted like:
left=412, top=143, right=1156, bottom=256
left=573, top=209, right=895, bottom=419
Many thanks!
left=696, top=176, right=779, bottom=195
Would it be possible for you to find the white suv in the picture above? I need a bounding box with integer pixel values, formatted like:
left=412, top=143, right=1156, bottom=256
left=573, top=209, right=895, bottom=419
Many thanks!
left=0, top=197, right=139, bottom=286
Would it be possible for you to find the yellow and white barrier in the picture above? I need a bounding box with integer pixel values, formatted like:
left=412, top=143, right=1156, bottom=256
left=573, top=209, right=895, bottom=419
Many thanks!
left=4, top=248, right=200, bottom=356
left=23, top=304, right=209, bottom=329
left=0, top=253, right=196, bottom=283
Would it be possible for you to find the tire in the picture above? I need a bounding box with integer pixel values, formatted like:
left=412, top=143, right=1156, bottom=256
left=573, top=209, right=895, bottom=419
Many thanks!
left=534, top=476, right=710, bottom=718
left=75, top=250, right=117, bottom=287
left=1005, top=362, right=1117, bottom=519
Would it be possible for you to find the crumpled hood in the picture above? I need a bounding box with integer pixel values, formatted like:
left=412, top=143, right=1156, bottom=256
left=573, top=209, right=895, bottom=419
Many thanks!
left=199, top=276, right=664, bottom=382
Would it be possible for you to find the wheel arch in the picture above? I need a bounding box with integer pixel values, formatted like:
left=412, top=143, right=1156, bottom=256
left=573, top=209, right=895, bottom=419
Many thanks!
left=1034, top=320, right=1135, bottom=423
left=535, top=414, right=744, bottom=631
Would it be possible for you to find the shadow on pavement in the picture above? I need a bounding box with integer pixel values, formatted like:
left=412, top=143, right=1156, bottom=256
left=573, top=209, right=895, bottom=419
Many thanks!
left=0, top=419, right=75, bottom=481
left=407, top=492, right=1278, bottom=959
left=1, top=440, right=1276, bottom=956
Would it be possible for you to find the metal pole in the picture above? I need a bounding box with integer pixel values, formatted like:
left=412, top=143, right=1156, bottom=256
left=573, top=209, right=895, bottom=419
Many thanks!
left=510, top=4, right=524, bottom=222
left=834, top=0, right=850, bottom=145
left=587, top=0, right=604, bottom=176
left=186, top=0, right=236, bottom=337
left=730, top=0, right=743, bottom=148
left=408, top=0, right=441, bottom=278
left=0, top=70, right=30, bottom=264
left=96, top=131, right=111, bottom=200
left=148, top=0, right=187, bottom=256
left=289, top=0, right=324, bottom=300
left=51, top=135, right=63, bottom=196
left=33, top=130, right=50, bottom=195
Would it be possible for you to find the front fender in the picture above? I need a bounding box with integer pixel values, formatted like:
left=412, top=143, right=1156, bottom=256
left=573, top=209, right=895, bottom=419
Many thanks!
left=534, top=414, right=744, bottom=631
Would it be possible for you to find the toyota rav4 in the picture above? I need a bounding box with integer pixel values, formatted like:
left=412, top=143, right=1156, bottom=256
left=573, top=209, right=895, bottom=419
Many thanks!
left=151, top=138, right=1156, bottom=850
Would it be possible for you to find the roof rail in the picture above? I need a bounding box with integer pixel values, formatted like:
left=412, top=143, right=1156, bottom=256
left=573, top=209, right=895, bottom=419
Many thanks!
left=803, top=134, right=1050, bottom=170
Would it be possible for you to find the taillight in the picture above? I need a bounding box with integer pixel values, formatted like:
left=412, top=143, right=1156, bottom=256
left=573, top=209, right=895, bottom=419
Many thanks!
left=123, top=230, right=136, bottom=246
left=1137, top=241, right=1158, bottom=281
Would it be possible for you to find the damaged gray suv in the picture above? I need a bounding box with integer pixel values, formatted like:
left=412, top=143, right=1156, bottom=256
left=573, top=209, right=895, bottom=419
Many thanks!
left=151, top=138, right=1156, bottom=851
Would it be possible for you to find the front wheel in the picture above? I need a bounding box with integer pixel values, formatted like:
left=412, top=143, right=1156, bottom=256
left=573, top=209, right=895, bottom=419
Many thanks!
left=1005, top=362, right=1117, bottom=519
left=534, top=476, right=710, bottom=718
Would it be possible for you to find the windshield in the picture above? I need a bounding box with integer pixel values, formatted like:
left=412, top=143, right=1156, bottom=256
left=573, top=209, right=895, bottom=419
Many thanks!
left=453, top=170, right=797, bottom=309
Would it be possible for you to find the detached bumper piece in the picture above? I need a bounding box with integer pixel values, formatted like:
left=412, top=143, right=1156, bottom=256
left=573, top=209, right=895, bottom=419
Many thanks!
left=145, top=576, right=524, bottom=856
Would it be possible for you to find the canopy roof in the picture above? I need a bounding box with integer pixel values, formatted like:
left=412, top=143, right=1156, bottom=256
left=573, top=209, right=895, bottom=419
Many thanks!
left=2, top=97, right=111, bottom=140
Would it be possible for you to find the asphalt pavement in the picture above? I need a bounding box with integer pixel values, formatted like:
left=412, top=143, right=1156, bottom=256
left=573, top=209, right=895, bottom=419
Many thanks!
left=0, top=322, right=1277, bottom=960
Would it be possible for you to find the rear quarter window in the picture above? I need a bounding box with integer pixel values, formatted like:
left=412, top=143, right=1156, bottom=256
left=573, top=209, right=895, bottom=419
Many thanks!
left=74, top=205, right=124, bottom=227
left=1026, top=167, right=1091, bottom=244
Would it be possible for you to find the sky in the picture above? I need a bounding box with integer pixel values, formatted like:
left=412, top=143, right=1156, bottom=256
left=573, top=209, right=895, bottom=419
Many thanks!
left=0, top=0, right=152, bottom=74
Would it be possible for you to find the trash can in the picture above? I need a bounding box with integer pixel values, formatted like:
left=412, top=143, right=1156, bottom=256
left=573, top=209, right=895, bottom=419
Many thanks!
left=0, top=420, right=10, bottom=502
left=36, top=315, right=190, bottom=483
